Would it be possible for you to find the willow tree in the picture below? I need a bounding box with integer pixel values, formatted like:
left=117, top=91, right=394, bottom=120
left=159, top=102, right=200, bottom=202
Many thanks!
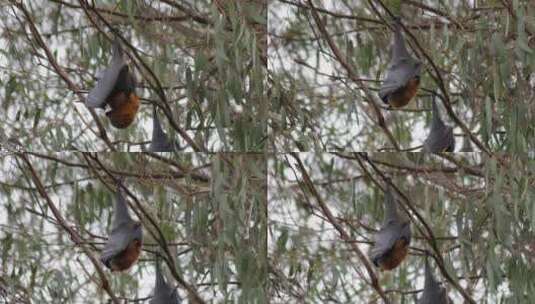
left=0, top=0, right=267, bottom=151
left=0, top=152, right=267, bottom=303
left=269, top=152, right=535, bottom=303
left=268, top=1, right=534, bottom=152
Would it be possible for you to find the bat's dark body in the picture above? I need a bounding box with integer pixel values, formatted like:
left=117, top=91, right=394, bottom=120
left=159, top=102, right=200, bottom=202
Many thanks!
left=105, top=238, right=142, bottom=271
left=423, top=98, right=455, bottom=153
left=369, top=185, right=411, bottom=271
left=150, top=106, right=176, bottom=152
left=379, top=18, right=422, bottom=108
left=100, top=184, right=143, bottom=272
left=418, top=260, right=451, bottom=304
left=86, top=39, right=139, bottom=129
left=151, top=259, right=181, bottom=304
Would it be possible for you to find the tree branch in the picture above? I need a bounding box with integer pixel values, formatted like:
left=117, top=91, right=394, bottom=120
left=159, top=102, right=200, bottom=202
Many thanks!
left=305, top=0, right=400, bottom=151
left=17, top=152, right=120, bottom=304
left=12, top=1, right=115, bottom=151
left=289, top=152, right=391, bottom=304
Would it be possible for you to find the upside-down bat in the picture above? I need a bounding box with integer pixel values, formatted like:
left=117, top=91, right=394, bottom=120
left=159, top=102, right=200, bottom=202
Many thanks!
left=369, top=184, right=411, bottom=271
left=149, top=106, right=176, bottom=152
left=418, top=259, right=451, bottom=304
left=379, top=17, right=422, bottom=108
left=423, top=97, right=455, bottom=152
left=150, top=258, right=181, bottom=304
left=100, top=183, right=143, bottom=271
left=86, top=38, right=139, bottom=129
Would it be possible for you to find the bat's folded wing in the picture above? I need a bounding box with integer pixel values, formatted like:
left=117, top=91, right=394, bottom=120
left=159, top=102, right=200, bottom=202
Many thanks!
left=424, top=125, right=454, bottom=152
left=370, top=221, right=404, bottom=263
left=150, top=108, right=175, bottom=152
left=100, top=223, right=139, bottom=265
left=379, top=59, right=421, bottom=101
left=151, top=277, right=181, bottom=304
left=150, top=138, right=175, bottom=153
left=419, top=260, right=450, bottom=304
left=419, top=288, right=449, bottom=304
left=151, top=259, right=181, bottom=304
left=86, top=60, right=126, bottom=108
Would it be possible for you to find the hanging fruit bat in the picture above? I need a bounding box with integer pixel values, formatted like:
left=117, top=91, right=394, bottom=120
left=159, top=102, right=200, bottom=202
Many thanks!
left=150, top=106, right=176, bottom=152
left=418, top=259, right=451, bottom=304
left=423, top=97, right=455, bottom=152
left=369, top=184, right=411, bottom=271
left=100, top=183, right=143, bottom=271
left=150, top=258, right=181, bottom=304
left=86, top=38, right=140, bottom=129
left=379, top=17, right=422, bottom=108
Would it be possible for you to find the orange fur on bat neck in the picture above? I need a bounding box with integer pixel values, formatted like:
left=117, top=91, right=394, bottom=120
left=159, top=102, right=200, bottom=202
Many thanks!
left=388, top=77, right=420, bottom=108
left=106, top=92, right=140, bottom=129
left=378, top=238, right=409, bottom=271
left=109, top=239, right=142, bottom=272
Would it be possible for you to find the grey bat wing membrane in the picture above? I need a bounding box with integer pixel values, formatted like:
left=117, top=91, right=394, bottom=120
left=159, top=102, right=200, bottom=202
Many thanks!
left=379, top=19, right=422, bottom=102
left=150, top=106, right=175, bottom=152
left=151, top=260, right=181, bottom=304
left=86, top=40, right=126, bottom=108
left=418, top=260, right=450, bottom=304
left=379, top=59, right=422, bottom=102
left=100, top=222, right=141, bottom=265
